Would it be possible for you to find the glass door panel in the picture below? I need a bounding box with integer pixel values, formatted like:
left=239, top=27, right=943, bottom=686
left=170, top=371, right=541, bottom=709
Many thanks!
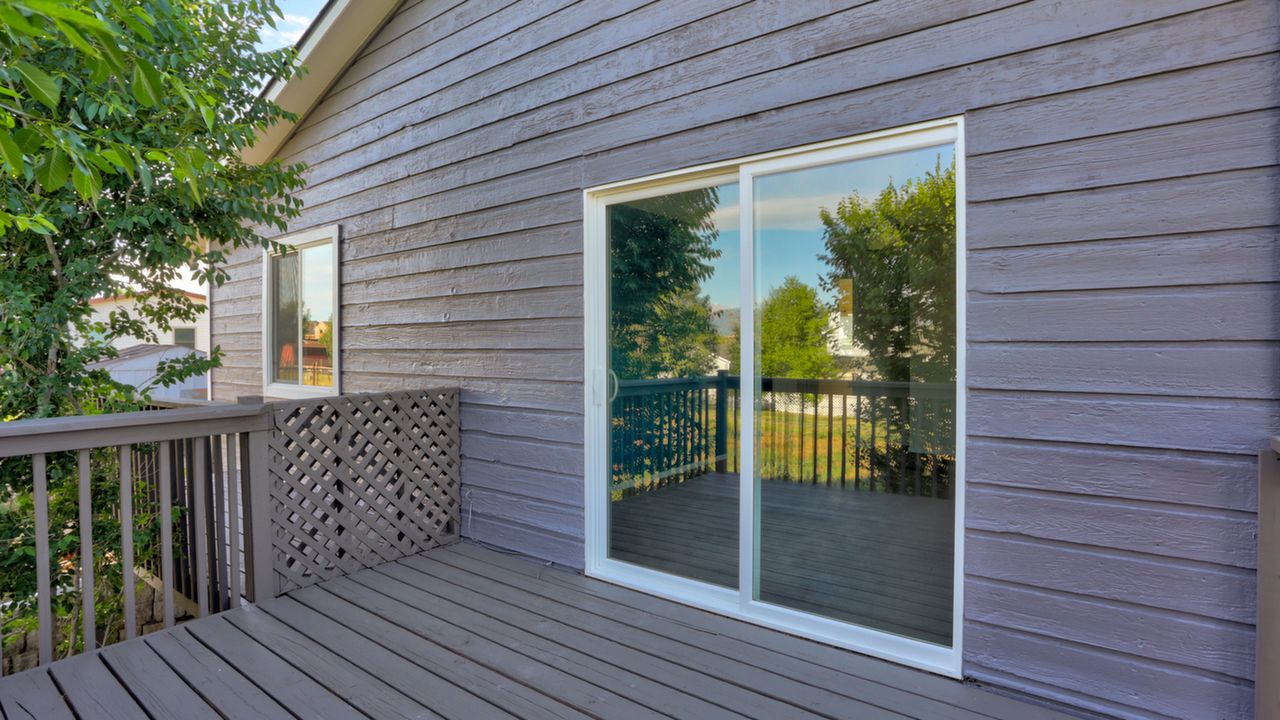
left=750, top=144, right=958, bottom=645
left=606, top=181, right=741, bottom=588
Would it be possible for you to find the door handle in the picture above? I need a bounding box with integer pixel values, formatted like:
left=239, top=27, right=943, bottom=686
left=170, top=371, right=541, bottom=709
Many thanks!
left=607, top=370, right=619, bottom=403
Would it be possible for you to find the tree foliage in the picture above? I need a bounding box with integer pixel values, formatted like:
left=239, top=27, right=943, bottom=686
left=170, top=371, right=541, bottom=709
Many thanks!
left=0, top=0, right=306, bottom=661
left=756, top=276, right=838, bottom=379
left=0, top=0, right=306, bottom=418
left=819, top=159, right=956, bottom=384
left=608, top=187, right=721, bottom=380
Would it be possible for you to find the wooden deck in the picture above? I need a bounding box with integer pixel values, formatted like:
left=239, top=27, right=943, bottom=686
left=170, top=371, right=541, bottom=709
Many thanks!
left=612, top=472, right=954, bottom=644
left=0, top=542, right=1072, bottom=720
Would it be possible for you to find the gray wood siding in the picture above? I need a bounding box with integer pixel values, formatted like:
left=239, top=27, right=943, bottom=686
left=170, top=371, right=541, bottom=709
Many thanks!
left=208, top=1, right=1280, bottom=717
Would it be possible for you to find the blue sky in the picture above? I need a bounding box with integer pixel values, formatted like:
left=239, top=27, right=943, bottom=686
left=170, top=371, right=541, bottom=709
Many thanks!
left=698, top=144, right=953, bottom=310
left=257, top=0, right=327, bottom=50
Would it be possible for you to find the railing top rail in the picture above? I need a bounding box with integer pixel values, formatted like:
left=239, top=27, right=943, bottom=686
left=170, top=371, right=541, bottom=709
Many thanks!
left=0, top=403, right=270, bottom=457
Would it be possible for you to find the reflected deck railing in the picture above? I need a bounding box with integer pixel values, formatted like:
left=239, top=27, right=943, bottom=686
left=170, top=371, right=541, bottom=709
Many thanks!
left=611, top=372, right=955, bottom=499
left=0, top=389, right=460, bottom=675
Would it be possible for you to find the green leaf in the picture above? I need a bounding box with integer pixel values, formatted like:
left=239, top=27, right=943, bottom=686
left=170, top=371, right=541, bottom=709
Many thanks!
left=200, top=104, right=215, bottom=131
left=13, top=128, right=41, bottom=154
left=134, top=149, right=152, bottom=191
left=131, top=60, right=163, bottom=108
left=13, top=62, right=60, bottom=111
left=72, top=164, right=102, bottom=202
left=52, top=18, right=99, bottom=58
left=34, top=149, right=69, bottom=192
left=0, top=131, right=23, bottom=177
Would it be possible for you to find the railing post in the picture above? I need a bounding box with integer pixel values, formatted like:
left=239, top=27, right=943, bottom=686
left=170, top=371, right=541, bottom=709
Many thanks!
left=1259, top=438, right=1280, bottom=720
left=715, top=370, right=728, bottom=473
left=244, top=423, right=275, bottom=603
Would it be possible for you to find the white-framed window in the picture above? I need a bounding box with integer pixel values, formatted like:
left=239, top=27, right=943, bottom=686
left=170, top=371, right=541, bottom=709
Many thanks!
left=262, top=224, right=341, bottom=399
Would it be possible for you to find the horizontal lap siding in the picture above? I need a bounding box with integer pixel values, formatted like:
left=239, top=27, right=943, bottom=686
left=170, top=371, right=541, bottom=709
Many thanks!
left=207, top=0, right=1279, bottom=716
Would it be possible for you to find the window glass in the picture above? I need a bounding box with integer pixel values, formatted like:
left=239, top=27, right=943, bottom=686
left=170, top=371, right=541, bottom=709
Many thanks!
left=752, top=143, right=957, bottom=645
left=299, top=243, right=335, bottom=388
left=173, top=327, right=196, bottom=349
left=271, top=251, right=300, bottom=384
left=605, top=181, right=741, bottom=588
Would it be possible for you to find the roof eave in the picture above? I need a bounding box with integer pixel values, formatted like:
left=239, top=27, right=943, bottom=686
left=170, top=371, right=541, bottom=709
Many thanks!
left=241, top=0, right=401, bottom=166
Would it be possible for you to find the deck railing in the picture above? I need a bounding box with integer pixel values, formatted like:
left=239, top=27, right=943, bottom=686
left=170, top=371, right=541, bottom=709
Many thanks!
left=611, top=372, right=955, bottom=498
left=0, top=388, right=459, bottom=673
left=1259, top=437, right=1279, bottom=720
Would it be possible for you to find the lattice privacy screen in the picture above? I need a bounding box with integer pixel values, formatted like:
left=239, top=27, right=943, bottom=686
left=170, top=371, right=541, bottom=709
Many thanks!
left=267, top=389, right=461, bottom=593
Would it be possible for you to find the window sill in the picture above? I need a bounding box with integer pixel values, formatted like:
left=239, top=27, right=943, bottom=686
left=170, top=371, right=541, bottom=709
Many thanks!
left=264, top=382, right=339, bottom=400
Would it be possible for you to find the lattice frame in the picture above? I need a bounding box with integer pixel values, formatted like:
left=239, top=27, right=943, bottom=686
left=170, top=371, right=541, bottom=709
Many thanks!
left=266, top=389, right=460, bottom=593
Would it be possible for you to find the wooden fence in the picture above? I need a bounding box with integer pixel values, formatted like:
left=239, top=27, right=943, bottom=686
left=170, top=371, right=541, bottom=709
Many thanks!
left=610, top=372, right=955, bottom=498
left=0, top=388, right=460, bottom=673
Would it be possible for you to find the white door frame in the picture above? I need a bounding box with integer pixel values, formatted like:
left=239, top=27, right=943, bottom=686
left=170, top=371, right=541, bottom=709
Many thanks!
left=582, top=117, right=966, bottom=677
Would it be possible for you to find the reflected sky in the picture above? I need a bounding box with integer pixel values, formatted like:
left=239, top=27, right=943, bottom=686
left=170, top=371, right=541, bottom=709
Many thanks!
left=700, top=144, right=953, bottom=308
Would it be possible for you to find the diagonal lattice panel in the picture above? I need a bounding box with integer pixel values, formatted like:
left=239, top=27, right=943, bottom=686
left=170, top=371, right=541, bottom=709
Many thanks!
left=266, top=389, right=461, bottom=593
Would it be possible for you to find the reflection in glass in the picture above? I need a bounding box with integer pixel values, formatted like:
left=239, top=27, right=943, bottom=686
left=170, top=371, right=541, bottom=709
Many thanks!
left=300, top=243, right=335, bottom=387
left=753, top=145, right=957, bottom=645
left=272, top=252, right=299, bottom=384
left=606, top=182, right=741, bottom=588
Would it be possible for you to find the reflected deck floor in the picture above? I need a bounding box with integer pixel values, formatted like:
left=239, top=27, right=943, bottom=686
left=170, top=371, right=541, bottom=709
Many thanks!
left=611, top=472, right=954, bottom=644
left=0, top=543, right=1076, bottom=720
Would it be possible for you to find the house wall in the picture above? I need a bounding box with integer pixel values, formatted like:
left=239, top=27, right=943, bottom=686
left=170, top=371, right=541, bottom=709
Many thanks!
left=88, top=296, right=211, bottom=353
left=210, top=1, right=1280, bottom=717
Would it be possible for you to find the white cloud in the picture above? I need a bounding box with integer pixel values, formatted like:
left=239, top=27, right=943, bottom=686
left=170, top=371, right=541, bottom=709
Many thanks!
left=259, top=13, right=314, bottom=48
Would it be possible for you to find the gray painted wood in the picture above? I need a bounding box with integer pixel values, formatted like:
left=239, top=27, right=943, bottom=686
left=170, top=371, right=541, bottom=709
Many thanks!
left=46, top=653, right=145, bottom=720
left=0, top=543, right=1083, bottom=720
left=207, top=0, right=1280, bottom=715
left=0, top=667, right=73, bottom=720
left=1260, top=446, right=1280, bottom=719
left=98, top=639, right=222, bottom=720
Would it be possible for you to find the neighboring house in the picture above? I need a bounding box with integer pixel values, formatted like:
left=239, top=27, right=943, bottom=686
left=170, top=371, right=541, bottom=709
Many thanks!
left=87, top=292, right=210, bottom=353
left=87, top=344, right=209, bottom=402
left=206, top=3, right=1279, bottom=719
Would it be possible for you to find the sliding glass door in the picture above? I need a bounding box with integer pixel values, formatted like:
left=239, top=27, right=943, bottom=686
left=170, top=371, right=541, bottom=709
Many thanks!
left=604, top=177, right=741, bottom=588
left=585, top=119, right=964, bottom=675
left=745, top=141, right=958, bottom=646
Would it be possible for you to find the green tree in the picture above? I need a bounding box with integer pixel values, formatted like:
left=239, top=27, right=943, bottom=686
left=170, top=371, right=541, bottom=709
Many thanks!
left=819, top=159, right=956, bottom=384
left=0, top=0, right=306, bottom=661
left=818, top=159, right=957, bottom=495
left=757, top=276, right=838, bottom=379
left=609, top=187, right=721, bottom=380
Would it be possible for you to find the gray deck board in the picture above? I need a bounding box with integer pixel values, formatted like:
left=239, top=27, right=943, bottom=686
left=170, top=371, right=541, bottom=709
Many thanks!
left=223, top=604, right=440, bottom=720
left=0, top=667, right=73, bottom=720
left=145, top=629, right=297, bottom=720
left=98, top=639, right=222, bottom=720
left=45, top=653, right=145, bottom=720
left=0, top=541, right=1076, bottom=720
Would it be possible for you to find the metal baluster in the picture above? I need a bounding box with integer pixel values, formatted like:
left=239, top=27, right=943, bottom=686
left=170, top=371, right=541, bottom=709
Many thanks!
left=826, top=394, right=834, bottom=485
left=811, top=392, right=819, bottom=483
left=797, top=393, right=805, bottom=482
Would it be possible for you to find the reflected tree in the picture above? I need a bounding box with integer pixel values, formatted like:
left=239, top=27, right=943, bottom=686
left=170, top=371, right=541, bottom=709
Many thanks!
left=609, top=188, right=721, bottom=380
left=609, top=187, right=724, bottom=494
left=819, top=158, right=957, bottom=495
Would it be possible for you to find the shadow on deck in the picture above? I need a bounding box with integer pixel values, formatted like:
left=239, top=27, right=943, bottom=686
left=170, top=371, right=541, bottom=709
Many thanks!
left=0, top=542, right=1075, bottom=720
